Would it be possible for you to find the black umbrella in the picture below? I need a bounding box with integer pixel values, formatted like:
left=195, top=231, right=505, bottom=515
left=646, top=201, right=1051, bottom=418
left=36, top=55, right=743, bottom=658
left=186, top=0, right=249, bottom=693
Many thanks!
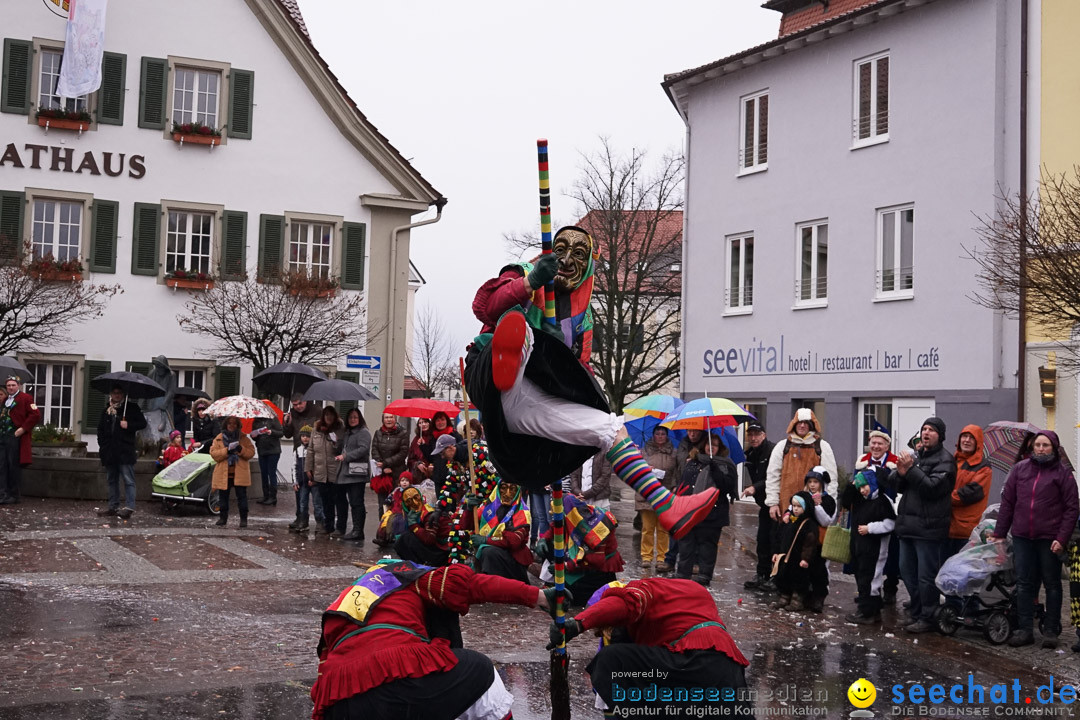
left=174, top=386, right=211, bottom=401
left=0, top=357, right=33, bottom=383
left=252, top=362, right=328, bottom=398
left=304, top=378, right=379, bottom=403
left=90, top=371, right=167, bottom=419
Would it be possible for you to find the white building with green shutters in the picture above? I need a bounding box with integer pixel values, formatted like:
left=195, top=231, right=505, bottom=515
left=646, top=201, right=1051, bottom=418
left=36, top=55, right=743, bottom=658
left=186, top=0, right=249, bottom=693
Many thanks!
left=0, top=0, right=443, bottom=447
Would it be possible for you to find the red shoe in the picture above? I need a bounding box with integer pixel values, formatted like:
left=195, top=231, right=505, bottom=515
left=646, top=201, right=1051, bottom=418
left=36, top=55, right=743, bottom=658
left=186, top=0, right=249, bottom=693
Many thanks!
left=658, top=488, right=720, bottom=540
left=492, top=311, right=529, bottom=392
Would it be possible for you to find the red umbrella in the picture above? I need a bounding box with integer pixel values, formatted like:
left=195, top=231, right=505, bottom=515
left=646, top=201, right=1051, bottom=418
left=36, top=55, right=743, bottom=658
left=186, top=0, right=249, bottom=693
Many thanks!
left=384, top=398, right=463, bottom=419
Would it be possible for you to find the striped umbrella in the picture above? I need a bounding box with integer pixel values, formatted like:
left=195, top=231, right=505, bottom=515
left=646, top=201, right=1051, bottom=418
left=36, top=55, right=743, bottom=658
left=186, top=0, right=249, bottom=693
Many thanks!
left=624, top=394, right=682, bottom=419
left=984, top=420, right=1073, bottom=472
left=661, top=397, right=756, bottom=431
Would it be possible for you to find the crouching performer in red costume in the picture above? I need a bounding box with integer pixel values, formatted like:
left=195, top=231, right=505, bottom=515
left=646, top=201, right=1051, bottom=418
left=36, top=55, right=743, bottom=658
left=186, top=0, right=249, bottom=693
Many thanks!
left=465, top=226, right=717, bottom=539
left=551, top=578, right=753, bottom=719
left=312, top=560, right=551, bottom=720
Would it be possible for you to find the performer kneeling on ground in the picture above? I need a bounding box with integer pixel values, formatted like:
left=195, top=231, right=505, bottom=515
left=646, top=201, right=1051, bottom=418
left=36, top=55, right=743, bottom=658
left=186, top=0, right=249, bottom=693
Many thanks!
left=312, top=560, right=552, bottom=720
left=465, top=226, right=718, bottom=538
left=473, top=480, right=532, bottom=583
left=551, top=577, right=751, bottom=718
left=394, top=487, right=451, bottom=567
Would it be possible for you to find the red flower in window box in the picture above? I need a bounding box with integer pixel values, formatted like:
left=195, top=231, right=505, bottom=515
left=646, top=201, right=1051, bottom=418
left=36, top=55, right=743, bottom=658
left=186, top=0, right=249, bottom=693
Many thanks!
left=282, top=269, right=339, bottom=299
left=36, top=108, right=91, bottom=132
left=166, top=267, right=214, bottom=290
left=171, top=121, right=222, bottom=146
left=25, top=254, right=83, bottom=282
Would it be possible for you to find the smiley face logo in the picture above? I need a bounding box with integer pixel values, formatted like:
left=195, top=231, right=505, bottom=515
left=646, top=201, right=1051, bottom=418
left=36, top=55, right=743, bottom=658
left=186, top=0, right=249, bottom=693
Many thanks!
left=848, top=678, right=876, bottom=709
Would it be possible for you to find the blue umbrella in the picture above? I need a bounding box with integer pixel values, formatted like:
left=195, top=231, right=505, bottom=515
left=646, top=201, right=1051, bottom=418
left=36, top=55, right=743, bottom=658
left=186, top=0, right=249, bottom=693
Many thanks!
left=625, top=416, right=745, bottom=465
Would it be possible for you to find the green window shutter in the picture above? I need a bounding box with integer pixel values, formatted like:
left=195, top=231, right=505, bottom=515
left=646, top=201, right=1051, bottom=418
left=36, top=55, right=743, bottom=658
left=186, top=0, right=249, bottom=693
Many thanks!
left=340, top=222, right=366, bottom=291
left=82, top=360, right=112, bottom=431
left=125, top=361, right=153, bottom=377
left=227, top=68, right=254, bottom=139
left=257, top=214, right=284, bottom=283
left=97, top=51, right=126, bottom=125
left=138, top=56, right=168, bottom=129
left=220, top=210, right=247, bottom=281
left=0, top=190, right=24, bottom=264
left=89, top=199, right=118, bottom=273
left=1, top=39, right=32, bottom=115
left=131, top=202, right=160, bottom=276
left=215, top=366, right=240, bottom=398
left=336, top=371, right=360, bottom=416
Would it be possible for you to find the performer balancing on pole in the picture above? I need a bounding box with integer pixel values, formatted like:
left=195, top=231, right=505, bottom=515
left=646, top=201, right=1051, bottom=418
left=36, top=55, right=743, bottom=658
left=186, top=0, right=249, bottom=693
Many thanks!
left=464, top=224, right=718, bottom=540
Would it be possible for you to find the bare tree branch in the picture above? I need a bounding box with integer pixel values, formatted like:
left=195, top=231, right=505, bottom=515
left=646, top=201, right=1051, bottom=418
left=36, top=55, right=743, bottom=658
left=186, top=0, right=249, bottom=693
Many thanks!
left=405, top=304, right=456, bottom=398
left=176, top=270, right=372, bottom=371
left=966, top=166, right=1080, bottom=374
left=0, top=261, right=121, bottom=355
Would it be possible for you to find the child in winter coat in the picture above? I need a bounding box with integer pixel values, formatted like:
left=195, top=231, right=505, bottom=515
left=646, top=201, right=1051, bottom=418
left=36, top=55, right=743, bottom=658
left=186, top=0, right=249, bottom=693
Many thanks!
left=771, top=491, right=820, bottom=611
left=841, top=470, right=897, bottom=624
left=289, top=426, right=319, bottom=533
left=803, top=466, right=837, bottom=612
left=160, top=430, right=187, bottom=468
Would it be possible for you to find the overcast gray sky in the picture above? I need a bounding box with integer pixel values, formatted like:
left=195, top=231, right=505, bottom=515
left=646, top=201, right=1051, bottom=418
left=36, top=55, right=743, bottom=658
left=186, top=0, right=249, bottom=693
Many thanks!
left=301, top=1, right=779, bottom=350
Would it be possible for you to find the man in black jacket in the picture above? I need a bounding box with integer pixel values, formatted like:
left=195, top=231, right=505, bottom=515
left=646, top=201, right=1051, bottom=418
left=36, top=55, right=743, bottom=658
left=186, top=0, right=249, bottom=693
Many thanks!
left=884, top=416, right=955, bottom=633
left=741, top=422, right=777, bottom=590
left=96, top=387, right=148, bottom=519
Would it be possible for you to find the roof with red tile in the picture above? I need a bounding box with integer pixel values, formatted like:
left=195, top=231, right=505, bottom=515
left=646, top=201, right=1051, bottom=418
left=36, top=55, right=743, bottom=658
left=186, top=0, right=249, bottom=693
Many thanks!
left=577, top=210, right=682, bottom=296
left=769, top=0, right=891, bottom=37
left=277, top=0, right=309, bottom=36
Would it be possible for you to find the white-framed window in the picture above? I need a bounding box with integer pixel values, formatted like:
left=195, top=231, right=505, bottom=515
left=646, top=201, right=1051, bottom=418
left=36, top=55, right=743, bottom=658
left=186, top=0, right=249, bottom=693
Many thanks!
left=794, top=220, right=828, bottom=307
left=38, top=48, right=88, bottom=114
left=739, top=90, right=768, bottom=173
left=857, top=398, right=935, bottom=456
left=858, top=400, right=893, bottom=453
left=173, top=368, right=206, bottom=391
left=26, top=360, right=75, bottom=429
left=853, top=52, right=889, bottom=146
left=876, top=204, right=914, bottom=299
left=166, top=209, right=214, bottom=275
left=32, top=198, right=82, bottom=262
left=288, top=221, right=334, bottom=279
left=725, top=233, right=754, bottom=313
left=172, top=67, right=221, bottom=128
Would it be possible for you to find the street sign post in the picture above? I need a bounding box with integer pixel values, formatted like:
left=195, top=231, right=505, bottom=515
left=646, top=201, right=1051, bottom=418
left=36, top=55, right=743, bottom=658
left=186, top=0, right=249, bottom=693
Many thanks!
left=362, top=369, right=380, bottom=386
left=346, top=354, right=381, bottom=370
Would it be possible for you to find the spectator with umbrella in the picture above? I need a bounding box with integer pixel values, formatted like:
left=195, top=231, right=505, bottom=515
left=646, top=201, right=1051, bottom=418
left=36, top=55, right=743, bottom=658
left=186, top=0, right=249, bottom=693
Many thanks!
left=252, top=407, right=284, bottom=507
left=96, top=385, right=149, bottom=518
left=190, top=398, right=219, bottom=454
left=210, top=416, right=256, bottom=528
left=370, top=411, right=409, bottom=513
left=0, top=376, right=40, bottom=505
left=336, top=408, right=371, bottom=542
left=308, top=406, right=346, bottom=538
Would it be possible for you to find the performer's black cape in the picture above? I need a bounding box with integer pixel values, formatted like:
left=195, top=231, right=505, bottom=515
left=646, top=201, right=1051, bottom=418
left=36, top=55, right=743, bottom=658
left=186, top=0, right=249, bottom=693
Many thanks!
left=465, top=329, right=609, bottom=492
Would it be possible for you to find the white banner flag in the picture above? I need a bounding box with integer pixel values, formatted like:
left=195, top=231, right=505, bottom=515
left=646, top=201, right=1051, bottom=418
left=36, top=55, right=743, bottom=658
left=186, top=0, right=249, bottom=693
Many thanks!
left=56, top=0, right=109, bottom=99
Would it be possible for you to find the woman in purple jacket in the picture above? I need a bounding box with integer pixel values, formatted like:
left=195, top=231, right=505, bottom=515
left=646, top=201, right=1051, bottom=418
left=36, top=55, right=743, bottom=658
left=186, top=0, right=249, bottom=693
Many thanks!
left=993, top=430, right=1080, bottom=649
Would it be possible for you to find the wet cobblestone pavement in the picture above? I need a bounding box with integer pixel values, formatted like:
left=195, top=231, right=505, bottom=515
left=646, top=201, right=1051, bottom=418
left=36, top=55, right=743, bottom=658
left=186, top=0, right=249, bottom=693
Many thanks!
left=2, top=494, right=1078, bottom=719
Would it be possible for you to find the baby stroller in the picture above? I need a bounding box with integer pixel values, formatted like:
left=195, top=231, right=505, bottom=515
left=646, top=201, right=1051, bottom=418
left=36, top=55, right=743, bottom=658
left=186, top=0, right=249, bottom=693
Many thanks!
left=935, top=506, right=1045, bottom=644
left=151, top=452, right=220, bottom=515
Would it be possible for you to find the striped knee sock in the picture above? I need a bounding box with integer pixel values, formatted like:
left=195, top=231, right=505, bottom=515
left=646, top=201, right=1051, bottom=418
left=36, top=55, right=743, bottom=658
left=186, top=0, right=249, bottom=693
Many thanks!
left=606, top=438, right=674, bottom=514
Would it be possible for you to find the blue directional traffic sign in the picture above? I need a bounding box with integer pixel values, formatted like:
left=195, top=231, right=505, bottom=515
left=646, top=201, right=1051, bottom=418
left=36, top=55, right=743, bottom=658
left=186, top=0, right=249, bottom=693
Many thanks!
left=346, top=354, right=381, bottom=370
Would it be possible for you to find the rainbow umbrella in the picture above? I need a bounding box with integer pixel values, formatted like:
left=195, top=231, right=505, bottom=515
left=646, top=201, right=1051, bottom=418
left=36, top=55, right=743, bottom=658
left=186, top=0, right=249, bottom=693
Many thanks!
left=624, top=394, right=682, bottom=419
left=661, top=397, right=755, bottom=431
left=625, top=415, right=746, bottom=464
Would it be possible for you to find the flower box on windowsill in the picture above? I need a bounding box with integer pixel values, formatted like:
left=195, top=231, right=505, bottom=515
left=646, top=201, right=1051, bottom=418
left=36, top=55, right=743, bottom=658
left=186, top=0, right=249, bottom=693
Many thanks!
left=166, top=276, right=215, bottom=291
left=288, top=286, right=336, bottom=299
left=172, top=132, right=222, bottom=147
left=29, top=268, right=83, bottom=282
left=37, top=116, right=90, bottom=132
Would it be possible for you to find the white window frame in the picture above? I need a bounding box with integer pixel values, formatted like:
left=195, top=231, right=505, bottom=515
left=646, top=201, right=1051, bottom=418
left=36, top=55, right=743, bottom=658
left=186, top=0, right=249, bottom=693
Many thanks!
left=794, top=219, right=828, bottom=309
left=169, top=358, right=214, bottom=392
left=24, top=188, right=93, bottom=264
left=160, top=200, right=222, bottom=280
left=29, top=39, right=97, bottom=127
left=856, top=399, right=894, bottom=455
left=857, top=398, right=936, bottom=456
left=852, top=51, right=890, bottom=148
left=724, top=232, right=754, bottom=315
left=284, top=212, right=342, bottom=280
left=875, top=203, right=914, bottom=301
left=18, top=353, right=87, bottom=433
left=38, top=47, right=89, bottom=114
left=25, top=359, right=76, bottom=430
left=738, top=89, right=769, bottom=174
left=165, top=56, right=230, bottom=143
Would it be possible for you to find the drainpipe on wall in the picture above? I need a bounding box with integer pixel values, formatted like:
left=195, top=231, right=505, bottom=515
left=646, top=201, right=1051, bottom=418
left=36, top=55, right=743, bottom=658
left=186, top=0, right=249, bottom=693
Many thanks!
left=386, top=199, right=446, bottom=402
left=1017, top=0, right=1029, bottom=421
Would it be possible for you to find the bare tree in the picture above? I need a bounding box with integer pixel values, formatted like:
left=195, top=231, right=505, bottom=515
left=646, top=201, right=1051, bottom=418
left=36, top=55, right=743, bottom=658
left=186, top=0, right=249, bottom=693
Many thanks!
left=0, top=253, right=121, bottom=355
left=406, top=304, right=456, bottom=398
left=504, top=138, right=684, bottom=412
left=177, top=270, right=372, bottom=371
left=967, top=167, right=1080, bottom=373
